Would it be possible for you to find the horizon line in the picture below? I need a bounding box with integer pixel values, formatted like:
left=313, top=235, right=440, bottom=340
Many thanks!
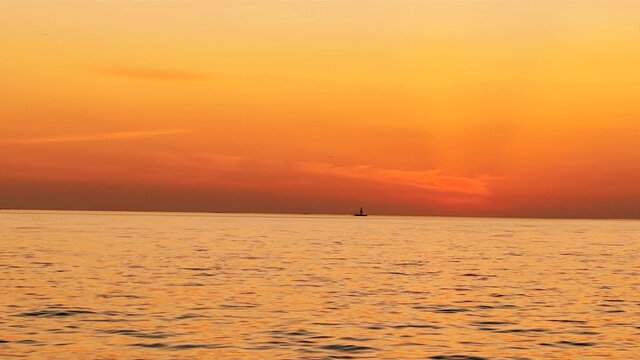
left=0, top=207, right=637, bottom=221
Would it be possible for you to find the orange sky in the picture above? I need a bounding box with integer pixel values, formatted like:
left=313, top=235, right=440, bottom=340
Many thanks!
left=1, top=1, right=639, bottom=218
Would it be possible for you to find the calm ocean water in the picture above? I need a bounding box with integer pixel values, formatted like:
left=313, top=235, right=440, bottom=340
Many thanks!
left=0, top=210, right=638, bottom=359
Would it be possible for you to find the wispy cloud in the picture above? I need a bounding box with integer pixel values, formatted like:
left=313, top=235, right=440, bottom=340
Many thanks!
left=299, top=163, right=493, bottom=196
left=99, top=67, right=206, bottom=81
left=0, top=129, right=192, bottom=145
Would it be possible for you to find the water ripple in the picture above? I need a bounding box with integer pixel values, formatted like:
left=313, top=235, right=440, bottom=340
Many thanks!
left=2, top=212, right=638, bottom=358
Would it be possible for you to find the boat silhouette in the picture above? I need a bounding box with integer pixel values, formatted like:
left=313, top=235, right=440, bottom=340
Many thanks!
left=354, top=207, right=367, bottom=216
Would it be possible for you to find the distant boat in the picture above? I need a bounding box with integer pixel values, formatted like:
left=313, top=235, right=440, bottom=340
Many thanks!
left=354, top=207, right=368, bottom=217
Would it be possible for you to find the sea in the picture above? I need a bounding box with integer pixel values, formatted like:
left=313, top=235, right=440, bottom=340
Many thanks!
left=1, top=210, right=638, bottom=359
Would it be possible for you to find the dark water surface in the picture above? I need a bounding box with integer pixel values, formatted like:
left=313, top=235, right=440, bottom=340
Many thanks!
left=1, top=211, right=639, bottom=359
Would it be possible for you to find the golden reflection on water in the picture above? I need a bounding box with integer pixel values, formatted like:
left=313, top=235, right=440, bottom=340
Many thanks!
left=1, top=211, right=639, bottom=359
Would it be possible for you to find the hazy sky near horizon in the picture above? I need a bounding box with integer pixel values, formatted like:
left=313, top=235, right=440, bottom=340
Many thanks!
left=1, top=0, right=639, bottom=217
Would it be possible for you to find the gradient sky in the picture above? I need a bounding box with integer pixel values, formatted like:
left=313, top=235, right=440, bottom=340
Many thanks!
left=1, top=1, right=639, bottom=218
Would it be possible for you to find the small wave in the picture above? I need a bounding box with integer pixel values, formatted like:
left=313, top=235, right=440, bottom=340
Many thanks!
left=170, top=282, right=204, bottom=287
left=395, top=261, right=427, bottom=266
left=97, top=294, right=143, bottom=299
left=175, top=314, right=207, bottom=320
left=430, top=356, right=488, bottom=360
left=15, top=340, right=43, bottom=345
left=285, top=329, right=313, bottom=336
left=171, top=344, right=226, bottom=350
left=131, top=342, right=225, bottom=350
left=195, top=272, right=215, bottom=277
left=394, top=324, right=440, bottom=329
left=549, top=319, right=587, bottom=323
left=19, top=309, right=95, bottom=317
left=471, top=321, right=513, bottom=326
left=558, top=341, right=596, bottom=346
left=432, top=308, right=468, bottom=314
left=540, top=341, right=596, bottom=347
left=321, top=344, right=375, bottom=352
left=366, top=325, right=385, bottom=330
left=413, top=305, right=470, bottom=313
left=494, top=328, right=547, bottom=333
left=219, top=304, right=258, bottom=309
left=385, top=271, right=413, bottom=276
left=131, top=342, right=167, bottom=348
left=393, top=342, right=425, bottom=346
left=100, top=329, right=171, bottom=339
left=339, top=337, right=371, bottom=342
left=462, top=273, right=496, bottom=278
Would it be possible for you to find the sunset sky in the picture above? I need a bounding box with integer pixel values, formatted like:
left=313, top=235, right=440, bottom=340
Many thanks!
left=1, top=1, right=639, bottom=218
